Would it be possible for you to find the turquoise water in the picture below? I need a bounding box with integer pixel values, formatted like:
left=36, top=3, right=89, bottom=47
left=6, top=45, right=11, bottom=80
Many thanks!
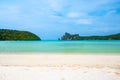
left=0, top=40, right=120, bottom=53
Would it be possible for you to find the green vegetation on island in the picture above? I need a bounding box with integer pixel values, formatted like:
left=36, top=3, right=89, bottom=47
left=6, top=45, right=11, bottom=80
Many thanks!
left=60, top=32, right=120, bottom=40
left=0, top=29, right=41, bottom=40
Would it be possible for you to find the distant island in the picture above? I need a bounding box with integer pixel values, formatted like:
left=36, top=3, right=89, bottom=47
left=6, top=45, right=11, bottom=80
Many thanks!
left=59, top=32, right=120, bottom=40
left=0, top=29, right=41, bottom=40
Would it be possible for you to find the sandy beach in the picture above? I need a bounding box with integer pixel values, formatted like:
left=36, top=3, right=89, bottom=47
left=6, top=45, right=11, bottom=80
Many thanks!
left=0, top=53, right=120, bottom=80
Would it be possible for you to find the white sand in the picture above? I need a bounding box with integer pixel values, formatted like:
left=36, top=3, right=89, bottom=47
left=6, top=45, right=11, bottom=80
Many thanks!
left=0, top=53, right=120, bottom=80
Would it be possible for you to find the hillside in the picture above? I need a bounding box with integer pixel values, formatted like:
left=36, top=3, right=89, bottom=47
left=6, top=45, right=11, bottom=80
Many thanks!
left=60, top=32, right=120, bottom=40
left=0, top=29, right=41, bottom=40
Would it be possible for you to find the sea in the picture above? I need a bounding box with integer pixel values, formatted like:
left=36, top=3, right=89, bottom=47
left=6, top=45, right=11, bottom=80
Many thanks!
left=0, top=40, right=120, bottom=54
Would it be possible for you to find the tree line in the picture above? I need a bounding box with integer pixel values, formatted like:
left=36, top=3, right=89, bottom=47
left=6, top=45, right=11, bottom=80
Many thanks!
left=0, top=29, right=120, bottom=40
left=60, top=32, right=120, bottom=40
left=0, top=29, right=41, bottom=40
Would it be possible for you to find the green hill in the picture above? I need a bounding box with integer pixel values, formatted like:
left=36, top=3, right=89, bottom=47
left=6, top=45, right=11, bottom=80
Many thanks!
left=0, top=29, right=41, bottom=40
left=60, top=32, right=120, bottom=40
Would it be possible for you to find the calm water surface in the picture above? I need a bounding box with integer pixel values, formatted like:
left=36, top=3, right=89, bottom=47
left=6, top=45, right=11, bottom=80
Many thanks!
left=0, top=40, right=120, bottom=54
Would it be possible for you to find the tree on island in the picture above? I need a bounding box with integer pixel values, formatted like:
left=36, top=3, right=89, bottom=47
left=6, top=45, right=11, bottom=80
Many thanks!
left=0, top=29, right=41, bottom=40
left=59, top=32, right=120, bottom=40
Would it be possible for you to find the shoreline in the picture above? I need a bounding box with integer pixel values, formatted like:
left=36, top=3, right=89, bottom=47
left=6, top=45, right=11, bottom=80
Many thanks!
left=0, top=52, right=120, bottom=54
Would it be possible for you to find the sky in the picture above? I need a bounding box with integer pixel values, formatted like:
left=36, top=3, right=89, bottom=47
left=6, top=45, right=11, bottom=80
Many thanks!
left=0, top=0, right=120, bottom=40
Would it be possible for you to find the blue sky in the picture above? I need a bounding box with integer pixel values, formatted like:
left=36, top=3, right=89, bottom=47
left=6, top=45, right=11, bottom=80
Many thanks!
left=0, top=0, right=120, bottom=40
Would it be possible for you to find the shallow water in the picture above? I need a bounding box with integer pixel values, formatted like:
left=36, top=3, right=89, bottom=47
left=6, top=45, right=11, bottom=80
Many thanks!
left=0, top=40, right=120, bottom=53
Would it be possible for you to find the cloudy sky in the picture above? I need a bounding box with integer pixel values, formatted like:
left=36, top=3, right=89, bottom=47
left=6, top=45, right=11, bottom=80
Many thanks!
left=0, top=0, right=120, bottom=40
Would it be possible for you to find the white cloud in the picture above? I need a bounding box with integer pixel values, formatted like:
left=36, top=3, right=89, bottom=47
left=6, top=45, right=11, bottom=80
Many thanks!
left=61, top=18, right=92, bottom=25
left=76, top=19, right=92, bottom=24
left=47, top=0, right=65, bottom=11
left=67, top=12, right=79, bottom=18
